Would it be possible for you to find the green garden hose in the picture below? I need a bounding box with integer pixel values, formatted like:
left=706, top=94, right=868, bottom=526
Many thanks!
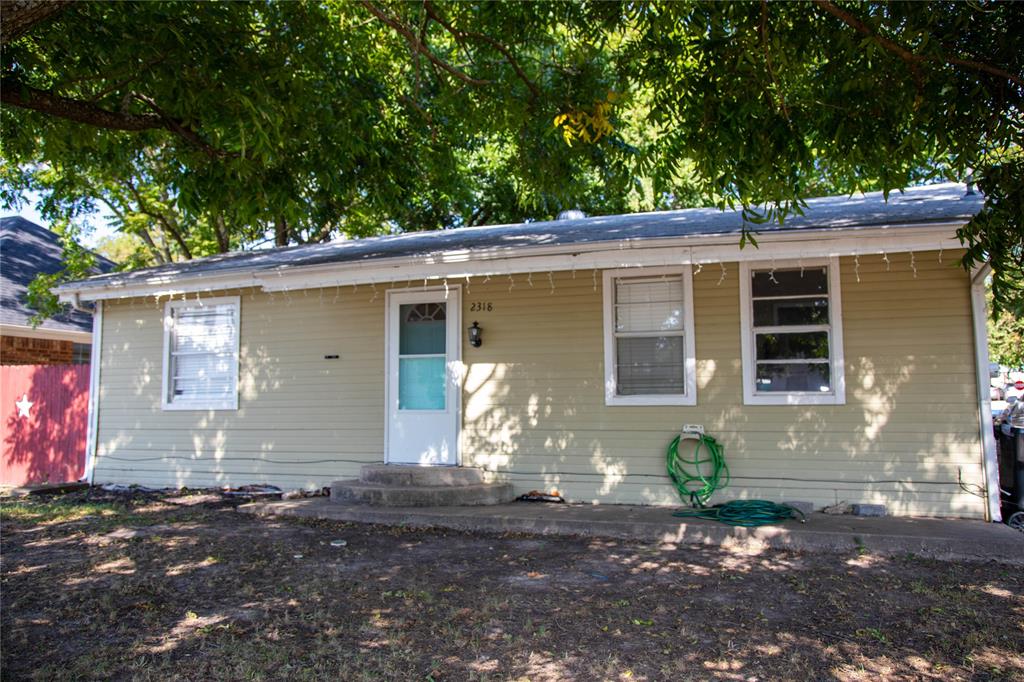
left=666, top=431, right=729, bottom=508
left=667, top=429, right=806, bottom=527
left=671, top=499, right=806, bottom=527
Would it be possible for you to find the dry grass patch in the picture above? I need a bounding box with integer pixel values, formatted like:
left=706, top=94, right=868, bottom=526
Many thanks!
left=2, top=492, right=1022, bottom=681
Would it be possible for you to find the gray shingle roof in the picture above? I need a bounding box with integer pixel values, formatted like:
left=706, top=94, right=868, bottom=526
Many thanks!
left=60, top=182, right=981, bottom=292
left=1, top=216, right=115, bottom=333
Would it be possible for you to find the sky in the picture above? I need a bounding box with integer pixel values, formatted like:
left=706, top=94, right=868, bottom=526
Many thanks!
left=0, top=191, right=114, bottom=249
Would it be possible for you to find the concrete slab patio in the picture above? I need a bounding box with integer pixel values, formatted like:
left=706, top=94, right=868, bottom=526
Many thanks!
left=240, top=498, right=1024, bottom=565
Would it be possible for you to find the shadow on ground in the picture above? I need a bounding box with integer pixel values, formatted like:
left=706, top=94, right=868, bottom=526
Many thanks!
left=2, top=491, right=1021, bottom=681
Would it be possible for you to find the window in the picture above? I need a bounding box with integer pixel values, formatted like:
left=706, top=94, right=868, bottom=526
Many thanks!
left=602, top=266, right=696, bottom=406
left=398, top=302, right=447, bottom=410
left=739, top=258, right=845, bottom=405
left=71, top=343, right=91, bottom=364
left=162, top=296, right=240, bottom=410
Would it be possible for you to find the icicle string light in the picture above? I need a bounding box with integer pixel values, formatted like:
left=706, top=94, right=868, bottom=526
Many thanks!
left=442, top=278, right=448, bottom=299
left=854, top=252, right=861, bottom=283
left=527, top=272, right=533, bottom=288
left=508, top=274, right=515, bottom=293
left=883, top=252, right=891, bottom=271
left=717, top=261, right=727, bottom=286
left=910, top=251, right=917, bottom=278
left=465, top=274, right=471, bottom=295
left=592, top=268, right=598, bottom=292
left=333, top=285, right=341, bottom=304
left=768, top=258, right=779, bottom=284
left=370, top=281, right=379, bottom=302
left=938, top=246, right=943, bottom=264
left=798, top=258, right=805, bottom=278
left=548, top=271, right=555, bottom=294
left=694, top=262, right=703, bottom=275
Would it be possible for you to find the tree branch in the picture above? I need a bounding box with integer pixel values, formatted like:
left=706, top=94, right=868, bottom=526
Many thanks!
left=422, top=0, right=541, bottom=101
left=759, top=0, right=789, bottom=119
left=124, top=178, right=193, bottom=260
left=211, top=211, right=230, bottom=252
left=97, top=195, right=167, bottom=264
left=2, top=78, right=166, bottom=130
left=130, top=93, right=234, bottom=159
left=359, top=0, right=490, bottom=87
left=813, top=0, right=1023, bottom=89
left=0, top=0, right=72, bottom=46
left=307, top=221, right=334, bottom=244
left=1, top=78, right=236, bottom=158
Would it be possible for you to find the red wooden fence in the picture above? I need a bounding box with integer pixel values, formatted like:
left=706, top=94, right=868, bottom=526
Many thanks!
left=1, top=364, right=90, bottom=487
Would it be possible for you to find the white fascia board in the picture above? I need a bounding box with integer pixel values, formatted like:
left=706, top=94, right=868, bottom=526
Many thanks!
left=0, top=323, right=94, bottom=343
left=56, top=271, right=260, bottom=304
left=260, top=223, right=962, bottom=292
left=57, top=222, right=962, bottom=301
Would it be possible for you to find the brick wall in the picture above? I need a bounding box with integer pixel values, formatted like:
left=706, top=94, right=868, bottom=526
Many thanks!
left=0, top=336, right=75, bottom=365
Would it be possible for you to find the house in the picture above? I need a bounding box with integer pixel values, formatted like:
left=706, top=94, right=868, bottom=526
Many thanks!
left=1, top=216, right=113, bottom=364
left=53, top=183, right=1000, bottom=520
left=1, top=216, right=115, bottom=486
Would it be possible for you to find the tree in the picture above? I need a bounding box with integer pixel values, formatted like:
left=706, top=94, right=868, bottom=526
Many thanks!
left=354, top=1, right=1022, bottom=309
left=988, top=288, right=1024, bottom=370
left=2, top=1, right=1022, bottom=314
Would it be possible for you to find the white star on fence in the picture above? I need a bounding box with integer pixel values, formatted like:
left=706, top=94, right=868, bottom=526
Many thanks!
left=15, top=394, right=33, bottom=419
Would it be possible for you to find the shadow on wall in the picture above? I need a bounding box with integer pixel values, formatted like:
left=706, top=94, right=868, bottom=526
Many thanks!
left=1, top=364, right=90, bottom=486
left=98, top=291, right=371, bottom=491
left=458, top=274, right=651, bottom=503
left=459, top=262, right=986, bottom=516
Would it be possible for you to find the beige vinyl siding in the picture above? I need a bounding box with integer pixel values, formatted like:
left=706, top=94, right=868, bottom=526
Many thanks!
left=460, top=251, right=986, bottom=518
left=93, top=249, right=987, bottom=518
left=93, top=287, right=387, bottom=489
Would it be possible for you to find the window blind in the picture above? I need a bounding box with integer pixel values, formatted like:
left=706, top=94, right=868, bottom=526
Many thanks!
left=168, top=304, right=237, bottom=406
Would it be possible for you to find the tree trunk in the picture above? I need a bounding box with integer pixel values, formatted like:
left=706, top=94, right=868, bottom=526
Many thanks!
left=274, top=216, right=289, bottom=247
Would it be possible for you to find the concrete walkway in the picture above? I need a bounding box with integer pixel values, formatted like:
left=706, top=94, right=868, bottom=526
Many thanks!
left=240, top=498, right=1024, bottom=565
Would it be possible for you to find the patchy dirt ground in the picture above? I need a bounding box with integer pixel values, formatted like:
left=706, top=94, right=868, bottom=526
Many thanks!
left=2, top=491, right=1022, bottom=681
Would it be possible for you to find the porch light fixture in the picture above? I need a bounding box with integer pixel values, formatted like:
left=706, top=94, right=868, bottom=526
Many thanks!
left=468, top=321, right=482, bottom=347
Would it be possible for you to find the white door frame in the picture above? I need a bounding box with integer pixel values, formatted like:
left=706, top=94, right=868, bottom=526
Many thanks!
left=383, top=285, right=462, bottom=466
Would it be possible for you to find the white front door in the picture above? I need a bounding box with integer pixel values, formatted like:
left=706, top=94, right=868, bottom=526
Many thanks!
left=386, top=288, right=460, bottom=465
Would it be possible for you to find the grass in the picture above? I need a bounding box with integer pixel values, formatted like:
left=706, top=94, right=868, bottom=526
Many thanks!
left=2, top=491, right=1023, bottom=681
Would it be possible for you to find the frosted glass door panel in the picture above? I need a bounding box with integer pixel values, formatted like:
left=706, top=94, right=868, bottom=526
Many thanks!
left=398, top=302, right=447, bottom=411
left=399, top=357, right=446, bottom=409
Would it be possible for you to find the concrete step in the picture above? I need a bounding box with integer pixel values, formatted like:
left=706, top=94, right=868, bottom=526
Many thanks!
left=330, top=480, right=515, bottom=507
left=359, top=465, right=486, bottom=487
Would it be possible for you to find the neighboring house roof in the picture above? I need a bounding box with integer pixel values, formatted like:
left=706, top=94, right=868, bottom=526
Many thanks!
left=59, top=182, right=982, bottom=295
left=1, top=216, right=115, bottom=337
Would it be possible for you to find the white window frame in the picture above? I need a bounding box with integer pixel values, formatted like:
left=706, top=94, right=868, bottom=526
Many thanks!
left=739, top=257, right=845, bottom=406
left=602, top=266, right=697, bottom=406
left=161, top=295, right=241, bottom=411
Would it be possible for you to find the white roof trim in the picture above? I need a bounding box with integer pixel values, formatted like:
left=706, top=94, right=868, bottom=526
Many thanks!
left=56, top=222, right=963, bottom=303
left=0, top=323, right=93, bottom=343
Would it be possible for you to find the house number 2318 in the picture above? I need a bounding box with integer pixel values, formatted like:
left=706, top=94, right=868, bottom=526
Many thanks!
left=470, top=302, right=493, bottom=312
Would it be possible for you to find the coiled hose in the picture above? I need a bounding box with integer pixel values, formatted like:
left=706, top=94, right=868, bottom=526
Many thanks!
left=667, top=431, right=805, bottom=526
left=672, top=499, right=806, bottom=527
left=666, top=432, right=729, bottom=508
